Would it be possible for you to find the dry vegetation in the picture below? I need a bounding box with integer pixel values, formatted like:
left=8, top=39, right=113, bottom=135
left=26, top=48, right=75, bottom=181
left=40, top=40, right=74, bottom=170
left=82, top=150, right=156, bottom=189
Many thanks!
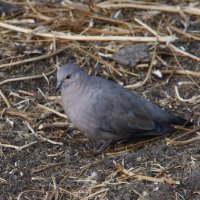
left=0, top=0, right=200, bottom=199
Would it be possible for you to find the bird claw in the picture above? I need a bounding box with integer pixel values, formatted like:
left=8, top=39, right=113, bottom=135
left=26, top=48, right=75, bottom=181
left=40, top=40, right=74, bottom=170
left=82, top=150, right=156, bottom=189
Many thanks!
left=95, top=141, right=113, bottom=154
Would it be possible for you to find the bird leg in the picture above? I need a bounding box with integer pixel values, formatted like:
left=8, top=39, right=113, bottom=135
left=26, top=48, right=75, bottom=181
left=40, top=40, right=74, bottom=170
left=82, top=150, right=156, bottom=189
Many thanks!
left=95, top=140, right=113, bottom=154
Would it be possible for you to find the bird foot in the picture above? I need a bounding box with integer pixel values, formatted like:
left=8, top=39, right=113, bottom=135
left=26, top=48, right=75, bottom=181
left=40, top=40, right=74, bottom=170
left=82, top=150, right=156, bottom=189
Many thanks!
left=95, top=140, right=113, bottom=155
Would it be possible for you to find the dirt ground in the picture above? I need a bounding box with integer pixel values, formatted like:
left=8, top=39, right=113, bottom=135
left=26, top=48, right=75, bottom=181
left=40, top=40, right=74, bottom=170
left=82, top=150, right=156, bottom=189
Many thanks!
left=0, top=1, right=200, bottom=200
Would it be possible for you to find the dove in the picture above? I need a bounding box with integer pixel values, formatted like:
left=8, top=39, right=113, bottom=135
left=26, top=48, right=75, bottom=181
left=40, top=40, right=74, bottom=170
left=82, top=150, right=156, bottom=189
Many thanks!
left=56, top=63, right=193, bottom=153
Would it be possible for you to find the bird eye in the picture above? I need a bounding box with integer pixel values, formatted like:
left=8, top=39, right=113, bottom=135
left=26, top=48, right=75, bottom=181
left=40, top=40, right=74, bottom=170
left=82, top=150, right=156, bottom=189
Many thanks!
left=66, top=74, right=71, bottom=79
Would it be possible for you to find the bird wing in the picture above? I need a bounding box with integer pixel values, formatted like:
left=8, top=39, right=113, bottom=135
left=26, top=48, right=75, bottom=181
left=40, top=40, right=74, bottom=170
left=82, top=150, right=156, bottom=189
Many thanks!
left=92, top=78, right=155, bottom=137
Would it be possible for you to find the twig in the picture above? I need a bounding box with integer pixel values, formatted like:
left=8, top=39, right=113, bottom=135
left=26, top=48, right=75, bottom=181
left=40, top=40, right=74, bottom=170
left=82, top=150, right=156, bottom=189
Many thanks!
left=50, top=176, right=59, bottom=200
left=116, top=67, right=139, bottom=77
left=168, top=44, right=200, bottom=89
left=38, top=108, right=64, bottom=120
left=178, top=81, right=197, bottom=86
left=38, top=122, right=68, bottom=130
left=134, top=17, right=158, bottom=36
left=0, top=22, right=177, bottom=43
left=105, top=136, right=164, bottom=156
left=58, top=188, right=75, bottom=196
left=18, top=90, right=59, bottom=101
left=0, top=108, right=33, bottom=121
left=81, top=189, right=109, bottom=200
left=35, top=102, right=67, bottom=119
left=169, top=127, right=200, bottom=142
left=36, top=132, right=63, bottom=145
left=132, top=189, right=145, bottom=200
left=0, top=141, right=37, bottom=151
left=25, top=121, right=63, bottom=145
left=0, top=46, right=69, bottom=69
left=31, top=162, right=64, bottom=173
left=169, top=26, right=200, bottom=41
left=193, top=191, right=200, bottom=195
left=0, top=177, right=7, bottom=184
left=169, top=135, right=200, bottom=146
left=115, top=162, right=179, bottom=185
left=26, top=0, right=53, bottom=21
left=161, top=69, right=200, bottom=77
left=17, top=190, right=43, bottom=200
left=175, top=126, right=191, bottom=132
left=97, top=2, right=200, bottom=16
left=8, top=91, right=64, bottom=120
left=0, top=89, right=11, bottom=108
left=168, top=44, right=200, bottom=62
left=0, top=68, right=56, bottom=86
left=175, top=86, right=200, bottom=103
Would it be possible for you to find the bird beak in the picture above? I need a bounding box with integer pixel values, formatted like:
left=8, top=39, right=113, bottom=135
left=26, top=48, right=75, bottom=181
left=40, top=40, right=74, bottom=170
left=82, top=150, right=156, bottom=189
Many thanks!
left=55, top=82, right=62, bottom=92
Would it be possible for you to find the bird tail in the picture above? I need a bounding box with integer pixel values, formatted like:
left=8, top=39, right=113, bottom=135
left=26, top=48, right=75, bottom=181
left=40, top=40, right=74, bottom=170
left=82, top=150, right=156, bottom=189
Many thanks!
left=147, top=123, right=176, bottom=136
left=169, top=115, right=194, bottom=127
left=133, top=123, right=176, bottom=137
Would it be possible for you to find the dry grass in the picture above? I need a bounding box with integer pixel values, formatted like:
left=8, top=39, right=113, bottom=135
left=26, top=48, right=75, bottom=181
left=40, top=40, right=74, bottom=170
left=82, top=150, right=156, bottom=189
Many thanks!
left=0, top=0, right=200, bottom=199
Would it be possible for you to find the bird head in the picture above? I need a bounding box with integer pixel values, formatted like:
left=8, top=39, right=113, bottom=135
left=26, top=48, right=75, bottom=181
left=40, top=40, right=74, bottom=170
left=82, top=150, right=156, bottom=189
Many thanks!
left=56, top=63, right=83, bottom=92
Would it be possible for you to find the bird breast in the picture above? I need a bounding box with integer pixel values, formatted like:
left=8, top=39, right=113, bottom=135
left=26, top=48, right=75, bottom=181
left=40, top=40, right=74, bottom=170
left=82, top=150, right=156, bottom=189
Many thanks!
left=61, top=84, right=98, bottom=133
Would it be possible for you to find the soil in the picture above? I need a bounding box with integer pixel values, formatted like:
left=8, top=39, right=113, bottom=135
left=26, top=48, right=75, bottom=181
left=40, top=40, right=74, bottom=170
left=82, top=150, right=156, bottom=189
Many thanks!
left=0, top=1, right=200, bottom=200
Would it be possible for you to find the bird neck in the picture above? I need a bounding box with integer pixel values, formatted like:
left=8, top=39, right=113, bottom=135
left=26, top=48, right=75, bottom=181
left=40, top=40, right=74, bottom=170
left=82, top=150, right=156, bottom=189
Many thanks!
left=61, top=72, right=89, bottom=99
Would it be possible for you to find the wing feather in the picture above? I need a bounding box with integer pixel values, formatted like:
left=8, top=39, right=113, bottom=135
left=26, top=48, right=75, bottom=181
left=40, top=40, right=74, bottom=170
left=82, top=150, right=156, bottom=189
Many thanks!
left=92, top=78, right=155, bottom=137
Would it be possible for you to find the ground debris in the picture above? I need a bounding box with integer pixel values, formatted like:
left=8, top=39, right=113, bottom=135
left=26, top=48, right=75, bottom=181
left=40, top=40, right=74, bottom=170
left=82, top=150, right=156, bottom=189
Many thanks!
left=0, top=0, right=199, bottom=199
left=112, top=44, right=149, bottom=67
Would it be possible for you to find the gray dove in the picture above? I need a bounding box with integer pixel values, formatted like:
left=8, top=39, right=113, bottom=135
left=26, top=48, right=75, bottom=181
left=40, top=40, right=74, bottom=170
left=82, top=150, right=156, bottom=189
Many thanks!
left=56, top=63, right=192, bottom=153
